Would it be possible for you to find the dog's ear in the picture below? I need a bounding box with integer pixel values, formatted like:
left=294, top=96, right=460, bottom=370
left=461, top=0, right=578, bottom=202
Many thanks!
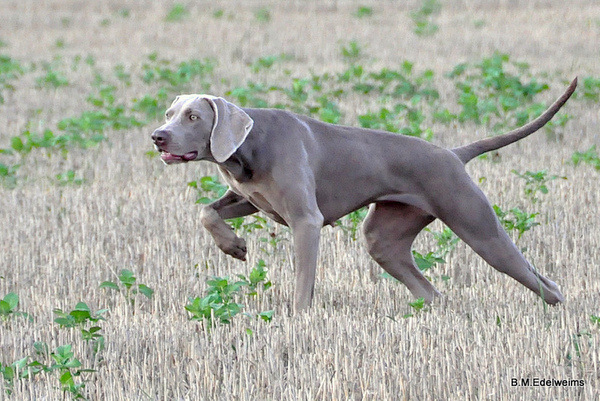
left=170, top=95, right=182, bottom=106
left=205, top=97, right=254, bottom=163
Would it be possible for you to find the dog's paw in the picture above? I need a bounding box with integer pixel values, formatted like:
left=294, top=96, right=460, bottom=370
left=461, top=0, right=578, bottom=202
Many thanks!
left=217, top=235, right=247, bottom=261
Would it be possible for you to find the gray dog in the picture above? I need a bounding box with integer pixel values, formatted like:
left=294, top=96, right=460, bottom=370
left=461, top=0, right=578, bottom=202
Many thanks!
left=152, top=78, right=577, bottom=313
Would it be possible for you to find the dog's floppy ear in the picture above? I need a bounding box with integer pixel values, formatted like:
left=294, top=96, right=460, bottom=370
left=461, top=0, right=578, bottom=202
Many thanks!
left=170, top=95, right=182, bottom=106
left=205, top=96, right=254, bottom=163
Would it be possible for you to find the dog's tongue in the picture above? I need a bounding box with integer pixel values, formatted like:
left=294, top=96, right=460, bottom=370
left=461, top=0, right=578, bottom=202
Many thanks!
left=161, top=151, right=198, bottom=162
left=181, top=151, right=198, bottom=161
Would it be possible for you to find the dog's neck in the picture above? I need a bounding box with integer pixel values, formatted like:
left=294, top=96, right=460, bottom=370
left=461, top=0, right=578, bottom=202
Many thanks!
left=218, top=151, right=253, bottom=183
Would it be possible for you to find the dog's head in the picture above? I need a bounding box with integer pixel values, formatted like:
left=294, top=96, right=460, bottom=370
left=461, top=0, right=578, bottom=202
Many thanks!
left=151, top=95, right=254, bottom=164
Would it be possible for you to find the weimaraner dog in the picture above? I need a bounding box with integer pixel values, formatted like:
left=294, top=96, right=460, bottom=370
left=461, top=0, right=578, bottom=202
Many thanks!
left=152, top=78, right=577, bottom=313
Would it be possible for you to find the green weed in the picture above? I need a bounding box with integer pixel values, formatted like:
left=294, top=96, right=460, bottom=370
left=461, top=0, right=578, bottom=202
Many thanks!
left=57, top=85, right=143, bottom=145
left=165, top=3, right=189, bottom=22
left=425, top=226, right=460, bottom=259
left=99, top=269, right=154, bottom=309
left=250, top=54, right=292, bottom=73
left=0, top=162, right=19, bottom=188
left=571, top=145, right=600, bottom=170
left=53, top=302, right=107, bottom=356
left=186, top=260, right=273, bottom=326
left=577, top=76, right=600, bottom=101
left=141, top=53, right=214, bottom=91
left=354, top=6, right=374, bottom=18
left=410, top=0, right=441, bottom=36
left=254, top=7, right=271, bottom=23
left=1, top=342, right=92, bottom=399
left=341, top=40, right=364, bottom=63
left=446, top=53, right=550, bottom=132
left=55, top=170, right=85, bottom=186
left=511, top=169, right=566, bottom=203
left=237, top=259, right=272, bottom=296
left=227, top=82, right=271, bottom=108
left=412, top=251, right=445, bottom=272
left=131, top=88, right=169, bottom=121
left=336, top=207, right=368, bottom=240
left=0, top=54, right=24, bottom=103
left=358, top=104, right=433, bottom=140
left=53, top=302, right=107, bottom=328
left=403, top=297, right=427, bottom=318
left=35, top=61, right=69, bottom=88
left=567, top=330, right=592, bottom=363
left=0, top=292, right=32, bottom=321
left=186, top=277, right=245, bottom=325
left=188, top=175, right=229, bottom=204
left=493, top=205, right=540, bottom=240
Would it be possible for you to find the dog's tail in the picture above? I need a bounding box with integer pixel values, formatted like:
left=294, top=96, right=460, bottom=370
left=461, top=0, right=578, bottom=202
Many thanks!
left=452, top=77, right=578, bottom=164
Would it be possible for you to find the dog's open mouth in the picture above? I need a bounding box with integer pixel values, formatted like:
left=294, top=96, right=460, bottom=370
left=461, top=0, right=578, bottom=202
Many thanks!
left=160, top=151, right=198, bottom=163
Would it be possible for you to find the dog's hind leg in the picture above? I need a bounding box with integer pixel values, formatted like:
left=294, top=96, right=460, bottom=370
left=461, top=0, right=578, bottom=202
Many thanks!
left=362, top=202, right=441, bottom=302
left=431, top=174, right=564, bottom=304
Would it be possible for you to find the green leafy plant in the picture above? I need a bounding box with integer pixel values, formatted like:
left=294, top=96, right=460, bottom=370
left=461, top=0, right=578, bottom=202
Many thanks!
left=358, top=104, right=433, bottom=140
left=100, top=269, right=154, bottom=308
left=250, top=54, right=293, bottom=73
left=165, top=3, right=189, bottom=22
left=186, top=277, right=245, bottom=325
left=354, top=6, right=374, bottom=18
left=336, top=207, right=368, bottom=240
left=53, top=302, right=107, bottom=364
left=0, top=162, right=19, bottom=188
left=0, top=54, right=24, bottom=103
left=412, top=251, right=445, bottom=273
left=141, top=53, right=215, bottom=92
left=577, top=76, right=600, bottom=102
left=131, top=88, right=169, bottom=121
left=425, top=226, right=460, bottom=259
left=571, top=145, right=600, bottom=170
left=188, top=175, right=229, bottom=204
left=446, top=53, right=550, bottom=132
left=55, top=170, right=85, bottom=186
left=254, top=7, right=271, bottom=23
left=511, top=169, right=566, bottom=203
left=493, top=205, right=540, bottom=239
left=0, top=292, right=31, bottom=321
left=567, top=330, right=592, bottom=363
left=186, top=260, right=273, bottom=326
left=228, top=215, right=268, bottom=233
left=410, top=0, right=441, bottom=36
left=57, top=85, right=143, bottom=146
left=403, top=297, right=427, bottom=318
left=341, top=40, right=364, bottom=63
left=237, top=259, right=272, bottom=296
left=227, top=82, right=271, bottom=108
left=35, top=61, right=69, bottom=88
left=1, top=342, right=93, bottom=398
left=53, top=302, right=107, bottom=328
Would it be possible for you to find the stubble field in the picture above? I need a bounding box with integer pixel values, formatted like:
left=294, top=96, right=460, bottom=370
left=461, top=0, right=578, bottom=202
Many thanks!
left=1, top=1, right=599, bottom=399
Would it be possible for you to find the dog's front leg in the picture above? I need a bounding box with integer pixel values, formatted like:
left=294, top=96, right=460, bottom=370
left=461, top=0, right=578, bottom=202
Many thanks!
left=289, top=214, right=324, bottom=313
left=200, top=190, right=258, bottom=261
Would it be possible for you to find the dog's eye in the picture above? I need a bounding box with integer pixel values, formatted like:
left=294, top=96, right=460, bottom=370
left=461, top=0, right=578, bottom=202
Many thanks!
left=165, top=112, right=173, bottom=120
left=189, top=114, right=199, bottom=121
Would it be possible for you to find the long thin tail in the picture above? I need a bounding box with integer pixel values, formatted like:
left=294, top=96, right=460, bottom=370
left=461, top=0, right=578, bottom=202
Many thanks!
left=452, top=77, right=578, bottom=164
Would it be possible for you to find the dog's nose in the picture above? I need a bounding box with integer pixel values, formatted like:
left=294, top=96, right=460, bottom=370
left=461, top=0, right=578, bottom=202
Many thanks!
left=151, top=129, right=171, bottom=147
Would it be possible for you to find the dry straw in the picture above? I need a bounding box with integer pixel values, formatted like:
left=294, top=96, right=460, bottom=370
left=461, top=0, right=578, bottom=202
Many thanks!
left=1, top=0, right=599, bottom=399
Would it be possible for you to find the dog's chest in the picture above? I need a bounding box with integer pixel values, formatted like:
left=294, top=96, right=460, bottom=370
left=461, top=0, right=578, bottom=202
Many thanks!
left=218, top=168, right=284, bottom=223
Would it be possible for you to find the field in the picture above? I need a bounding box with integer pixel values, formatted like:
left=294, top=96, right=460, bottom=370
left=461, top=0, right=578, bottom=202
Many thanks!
left=1, top=0, right=599, bottom=399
